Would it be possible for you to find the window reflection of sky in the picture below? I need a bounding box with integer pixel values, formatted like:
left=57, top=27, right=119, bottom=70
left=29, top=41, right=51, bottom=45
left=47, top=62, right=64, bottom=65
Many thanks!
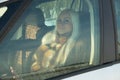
left=0, top=0, right=8, bottom=3
left=0, top=7, right=7, bottom=18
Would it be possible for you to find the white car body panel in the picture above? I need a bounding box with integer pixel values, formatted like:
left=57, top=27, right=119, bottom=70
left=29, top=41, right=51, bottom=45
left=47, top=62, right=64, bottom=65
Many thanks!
left=63, top=63, right=120, bottom=80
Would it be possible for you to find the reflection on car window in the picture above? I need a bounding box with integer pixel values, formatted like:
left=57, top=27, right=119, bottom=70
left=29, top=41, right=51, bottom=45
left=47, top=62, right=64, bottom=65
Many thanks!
left=0, top=0, right=100, bottom=79
left=0, top=6, right=7, bottom=18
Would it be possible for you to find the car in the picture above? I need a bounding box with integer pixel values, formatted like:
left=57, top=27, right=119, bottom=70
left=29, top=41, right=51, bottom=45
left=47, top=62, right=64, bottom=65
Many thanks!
left=0, top=0, right=120, bottom=80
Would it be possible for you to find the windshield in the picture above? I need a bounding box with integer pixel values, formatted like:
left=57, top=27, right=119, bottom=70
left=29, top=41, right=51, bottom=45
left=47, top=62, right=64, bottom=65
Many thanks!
left=0, top=0, right=100, bottom=79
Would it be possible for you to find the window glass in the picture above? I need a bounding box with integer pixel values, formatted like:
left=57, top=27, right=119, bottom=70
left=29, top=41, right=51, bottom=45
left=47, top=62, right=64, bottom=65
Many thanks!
left=0, top=0, right=8, bottom=3
left=113, top=0, right=120, bottom=59
left=0, top=1, right=22, bottom=31
left=0, top=6, right=7, bottom=18
left=0, top=0, right=100, bottom=79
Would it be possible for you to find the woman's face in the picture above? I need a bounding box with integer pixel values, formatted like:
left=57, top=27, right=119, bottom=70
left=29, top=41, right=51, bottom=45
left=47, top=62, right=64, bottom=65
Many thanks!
left=56, top=11, right=73, bottom=35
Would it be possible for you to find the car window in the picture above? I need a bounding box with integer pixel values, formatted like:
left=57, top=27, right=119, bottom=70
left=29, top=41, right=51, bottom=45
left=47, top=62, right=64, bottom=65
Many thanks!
left=0, top=0, right=100, bottom=79
left=0, top=0, right=23, bottom=31
left=0, top=6, right=7, bottom=18
left=113, top=0, right=120, bottom=60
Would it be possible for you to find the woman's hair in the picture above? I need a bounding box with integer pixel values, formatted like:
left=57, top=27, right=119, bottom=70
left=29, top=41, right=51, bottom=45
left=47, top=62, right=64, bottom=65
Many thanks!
left=55, top=9, right=80, bottom=66
left=55, top=9, right=80, bottom=40
left=41, top=9, right=80, bottom=66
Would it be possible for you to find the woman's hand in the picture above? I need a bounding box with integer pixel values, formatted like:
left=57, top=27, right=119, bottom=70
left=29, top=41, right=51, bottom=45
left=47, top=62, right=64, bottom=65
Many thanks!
left=31, top=45, right=48, bottom=71
left=42, top=49, right=55, bottom=68
left=31, top=62, right=40, bottom=71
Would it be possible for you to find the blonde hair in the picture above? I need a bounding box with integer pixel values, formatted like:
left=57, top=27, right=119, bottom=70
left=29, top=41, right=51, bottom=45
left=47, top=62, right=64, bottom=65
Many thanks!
left=55, top=9, right=80, bottom=66
left=41, top=9, right=80, bottom=67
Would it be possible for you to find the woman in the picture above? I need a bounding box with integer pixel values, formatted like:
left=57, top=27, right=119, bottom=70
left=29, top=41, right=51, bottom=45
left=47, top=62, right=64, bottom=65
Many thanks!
left=31, top=9, right=89, bottom=71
